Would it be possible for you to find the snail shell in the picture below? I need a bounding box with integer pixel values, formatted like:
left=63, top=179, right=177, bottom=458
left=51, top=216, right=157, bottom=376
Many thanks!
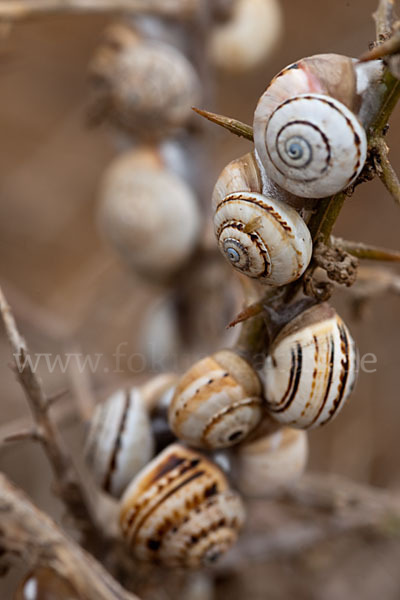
left=119, top=443, right=245, bottom=567
left=169, top=349, right=263, bottom=449
left=209, top=0, right=283, bottom=73
left=262, top=303, right=358, bottom=429
left=97, top=148, right=201, bottom=280
left=88, top=23, right=200, bottom=139
left=253, top=54, right=368, bottom=198
left=14, top=567, right=80, bottom=600
left=213, top=152, right=312, bottom=285
left=233, top=427, right=308, bottom=497
left=84, top=387, right=154, bottom=498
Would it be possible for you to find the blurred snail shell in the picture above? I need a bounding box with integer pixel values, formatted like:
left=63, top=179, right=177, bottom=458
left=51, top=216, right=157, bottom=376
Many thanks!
left=119, top=443, right=245, bottom=567
left=14, top=567, right=79, bottom=600
left=213, top=152, right=312, bottom=285
left=262, top=303, right=358, bottom=429
left=169, top=349, right=263, bottom=449
left=209, top=0, right=282, bottom=73
left=253, top=54, right=369, bottom=198
left=233, top=427, right=308, bottom=497
left=97, top=148, right=201, bottom=279
left=84, top=387, right=154, bottom=498
left=88, top=23, right=200, bottom=139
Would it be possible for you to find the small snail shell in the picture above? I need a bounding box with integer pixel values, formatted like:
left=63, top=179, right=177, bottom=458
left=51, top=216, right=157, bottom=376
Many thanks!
left=254, top=54, right=368, bottom=198
left=14, top=567, right=80, bottom=600
left=119, top=443, right=245, bottom=567
left=97, top=148, right=201, bottom=279
left=262, top=303, right=358, bottom=429
left=88, top=23, right=200, bottom=139
left=233, top=427, right=308, bottom=497
left=209, top=0, right=282, bottom=73
left=213, top=152, right=312, bottom=285
left=169, top=349, right=263, bottom=449
left=84, top=387, right=154, bottom=498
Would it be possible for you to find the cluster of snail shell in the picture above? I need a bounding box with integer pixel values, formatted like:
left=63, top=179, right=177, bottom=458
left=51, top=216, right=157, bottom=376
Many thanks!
left=83, top=52, right=379, bottom=569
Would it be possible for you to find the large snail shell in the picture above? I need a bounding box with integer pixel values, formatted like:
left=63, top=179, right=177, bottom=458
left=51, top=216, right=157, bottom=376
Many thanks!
left=119, top=443, right=245, bottom=567
left=97, top=148, right=201, bottom=279
left=213, top=153, right=312, bottom=286
left=233, top=427, right=308, bottom=497
left=262, top=303, right=358, bottom=429
left=209, top=0, right=282, bottom=73
left=84, top=388, right=154, bottom=498
left=253, top=54, right=368, bottom=198
left=88, top=23, right=200, bottom=139
left=169, top=350, right=263, bottom=449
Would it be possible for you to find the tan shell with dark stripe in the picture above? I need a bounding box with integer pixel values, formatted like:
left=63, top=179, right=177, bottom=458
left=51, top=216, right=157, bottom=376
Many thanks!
left=119, top=443, right=245, bottom=567
left=262, top=304, right=358, bottom=429
left=253, top=54, right=367, bottom=198
left=168, top=350, right=263, bottom=449
left=212, top=154, right=312, bottom=286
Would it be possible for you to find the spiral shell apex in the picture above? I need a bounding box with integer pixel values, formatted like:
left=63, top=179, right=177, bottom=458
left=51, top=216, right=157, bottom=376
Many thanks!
left=119, top=443, right=245, bottom=567
left=84, top=388, right=154, bottom=497
left=254, top=54, right=368, bottom=198
left=262, top=303, right=358, bottom=429
left=214, top=190, right=312, bottom=285
left=169, top=350, right=263, bottom=449
left=233, top=427, right=308, bottom=497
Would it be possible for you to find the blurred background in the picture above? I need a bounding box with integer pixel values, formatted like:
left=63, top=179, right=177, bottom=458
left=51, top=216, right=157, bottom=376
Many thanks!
left=1, top=0, right=400, bottom=598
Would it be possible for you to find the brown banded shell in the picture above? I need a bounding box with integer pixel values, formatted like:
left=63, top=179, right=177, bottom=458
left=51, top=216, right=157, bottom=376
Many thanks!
left=233, top=427, right=308, bottom=497
left=84, top=388, right=154, bottom=498
left=168, top=350, right=264, bottom=449
left=253, top=54, right=368, bottom=198
left=119, top=443, right=245, bottom=567
left=212, top=152, right=312, bottom=286
left=262, top=303, right=359, bottom=429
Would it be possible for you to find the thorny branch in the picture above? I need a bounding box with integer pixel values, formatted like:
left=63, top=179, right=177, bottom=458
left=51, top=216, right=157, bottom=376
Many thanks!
left=0, top=473, right=140, bottom=600
left=0, top=286, right=100, bottom=546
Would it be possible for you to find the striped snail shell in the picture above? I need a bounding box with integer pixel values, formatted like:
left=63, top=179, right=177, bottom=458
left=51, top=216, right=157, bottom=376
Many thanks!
left=262, top=303, right=359, bottom=429
left=253, top=54, right=369, bottom=198
left=213, top=152, right=312, bottom=285
left=119, top=443, right=245, bottom=567
left=88, top=23, right=200, bottom=139
left=84, top=387, right=154, bottom=498
left=233, top=427, right=308, bottom=497
left=97, top=147, right=201, bottom=280
left=168, top=349, right=264, bottom=449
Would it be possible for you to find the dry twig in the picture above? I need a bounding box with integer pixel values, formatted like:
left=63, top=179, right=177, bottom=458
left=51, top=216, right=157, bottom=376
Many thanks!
left=0, top=473, right=140, bottom=600
left=0, top=286, right=98, bottom=543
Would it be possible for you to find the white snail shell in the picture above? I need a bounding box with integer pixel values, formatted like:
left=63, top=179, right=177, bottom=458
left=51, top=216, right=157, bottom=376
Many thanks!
left=97, top=148, right=201, bottom=279
left=169, top=350, right=263, bottom=449
left=119, top=443, right=245, bottom=567
left=253, top=54, right=368, bottom=198
left=233, top=427, right=308, bottom=497
left=213, top=152, right=312, bottom=285
left=84, top=388, right=154, bottom=498
left=262, top=303, right=359, bottom=429
left=88, top=23, right=200, bottom=139
left=209, top=0, right=283, bottom=73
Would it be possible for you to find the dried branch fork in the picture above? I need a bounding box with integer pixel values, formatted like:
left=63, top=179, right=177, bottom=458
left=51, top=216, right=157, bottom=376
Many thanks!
left=0, top=473, right=139, bottom=600
left=0, top=286, right=98, bottom=543
left=0, top=0, right=199, bottom=22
